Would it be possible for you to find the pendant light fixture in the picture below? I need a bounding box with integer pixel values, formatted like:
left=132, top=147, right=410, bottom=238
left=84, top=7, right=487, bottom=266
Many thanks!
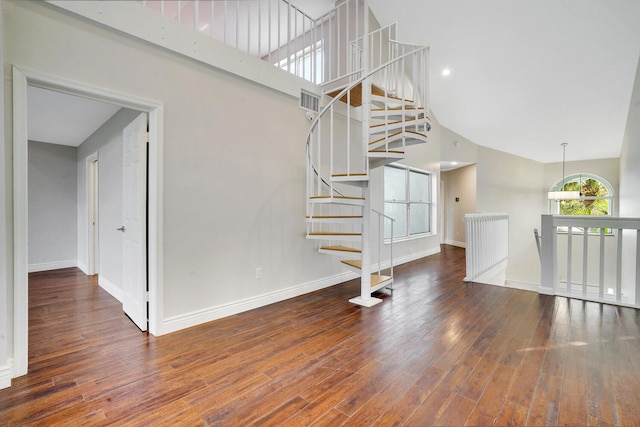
left=548, top=143, right=581, bottom=200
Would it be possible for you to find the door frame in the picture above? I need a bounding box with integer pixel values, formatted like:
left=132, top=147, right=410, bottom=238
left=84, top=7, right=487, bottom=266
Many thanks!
left=87, top=153, right=99, bottom=276
left=12, top=66, right=164, bottom=378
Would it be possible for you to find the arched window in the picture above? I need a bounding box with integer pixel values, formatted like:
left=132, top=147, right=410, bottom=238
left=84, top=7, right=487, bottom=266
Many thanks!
left=548, top=173, right=614, bottom=216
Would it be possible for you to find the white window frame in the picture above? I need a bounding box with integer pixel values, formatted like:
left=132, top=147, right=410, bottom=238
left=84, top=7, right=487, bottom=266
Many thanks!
left=384, top=164, right=434, bottom=241
left=277, top=40, right=324, bottom=84
left=549, top=173, right=615, bottom=235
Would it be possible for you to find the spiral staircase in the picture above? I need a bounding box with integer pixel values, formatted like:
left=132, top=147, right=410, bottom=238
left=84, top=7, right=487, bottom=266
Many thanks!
left=305, top=23, right=431, bottom=306
left=136, top=0, right=432, bottom=306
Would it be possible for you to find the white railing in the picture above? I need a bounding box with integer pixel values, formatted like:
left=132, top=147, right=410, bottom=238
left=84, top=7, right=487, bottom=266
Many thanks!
left=464, top=213, right=509, bottom=285
left=138, top=0, right=366, bottom=86
left=540, top=214, right=640, bottom=308
left=305, top=44, right=429, bottom=212
left=350, top=24, right=429, bottom=111
left=372, top=208, right=394, bottom=283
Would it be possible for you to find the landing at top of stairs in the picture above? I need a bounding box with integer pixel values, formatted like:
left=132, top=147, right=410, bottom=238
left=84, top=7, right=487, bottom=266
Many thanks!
left=326, top=83, right=386, bottom=107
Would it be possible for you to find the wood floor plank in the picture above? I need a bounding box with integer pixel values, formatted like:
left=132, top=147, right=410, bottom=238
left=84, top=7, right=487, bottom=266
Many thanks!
left=339, top=370, right=417, bottom=425
left=403, top=346, right=482, bottom=425
left=434, top=393, right=477, bottom=426
left=526, top=372, right=563, bottom=426
left=252, top=396, right=310, bottom=426
left=283, top=369, right=361, bottom=425
left=464, top=365, right=515, bottom=426
left=2, top=247, right=640, bottom=425
left=308, top=408, right=350, bottom=427
left=495, top=400, right=530, bottom=426
left=458, top=332, right=513, bottom=401
left=374, top=365, right=447, bottom=426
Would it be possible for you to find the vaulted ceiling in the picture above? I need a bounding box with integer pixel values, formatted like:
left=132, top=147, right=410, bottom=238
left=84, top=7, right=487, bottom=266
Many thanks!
left=368, top=0, right=640, bottom=163
left=27, top=1, right=640, bottom=165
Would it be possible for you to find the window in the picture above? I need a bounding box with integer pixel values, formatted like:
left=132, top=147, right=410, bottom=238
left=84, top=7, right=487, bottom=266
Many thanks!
left=277, top=40, right=323, bottom=84
left=549, top=173, right=614, bottom=233
left=384, top=164, right=432, bottom=239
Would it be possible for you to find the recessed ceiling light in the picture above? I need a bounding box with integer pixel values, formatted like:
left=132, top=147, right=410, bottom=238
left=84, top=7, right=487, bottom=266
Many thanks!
left=451, top=161, right=458, bottom=165
left=442, top=68, right=451, bottom=76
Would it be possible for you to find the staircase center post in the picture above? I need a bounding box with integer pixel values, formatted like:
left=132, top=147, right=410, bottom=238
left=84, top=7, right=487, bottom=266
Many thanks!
left=356, top=0, right=381, bottom=306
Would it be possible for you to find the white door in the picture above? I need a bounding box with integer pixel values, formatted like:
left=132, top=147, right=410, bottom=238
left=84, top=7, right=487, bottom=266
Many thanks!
left=121, top=113, right=148, bottom=331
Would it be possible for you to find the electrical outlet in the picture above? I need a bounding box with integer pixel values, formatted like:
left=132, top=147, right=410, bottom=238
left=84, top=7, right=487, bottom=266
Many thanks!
left=256, top=267, right=263, bottom=279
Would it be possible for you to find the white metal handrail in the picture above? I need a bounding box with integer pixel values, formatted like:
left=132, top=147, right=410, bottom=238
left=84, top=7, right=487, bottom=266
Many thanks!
left=534, top=228, right=542, bottom=259
left=305, top=44, right=429, bottom=215
left=540, top=214, right=640, bottom=308
left=350, top=23, right=397, bottom=77
left=372, top=208, right=394, bottom=280
left=138, top=0, right=366, bottom=86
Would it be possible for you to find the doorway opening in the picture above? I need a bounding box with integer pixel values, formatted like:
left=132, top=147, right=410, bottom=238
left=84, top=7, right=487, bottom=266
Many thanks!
left=12, top=66, right=164, bottom=380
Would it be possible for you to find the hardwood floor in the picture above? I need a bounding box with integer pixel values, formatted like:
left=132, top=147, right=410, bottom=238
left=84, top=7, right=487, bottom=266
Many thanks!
left=2, top=245, right=640, bottom=426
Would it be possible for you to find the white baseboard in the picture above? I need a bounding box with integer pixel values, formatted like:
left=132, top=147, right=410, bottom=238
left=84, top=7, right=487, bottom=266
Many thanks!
left=504, top=280, right=541, bottom=293
left=163, top=246, right=442, bottom=335
left=28, top=260, right=78, bottom=273
left=0, top=361, right=13, bottom=390
left=443, top=240, right=466, bottom=248
left=378, top=246, right=442, bottom=271
left=471, top=279, right=541, bottom=295
left=538, top=286, right=554, bottom=295
left=98, top=276, right=123, bottom=303
left=465, top=259, right=508, bottom=286
left=163, top=271, right=359, bottom=334
left=77, top=261, right=89, bottom=275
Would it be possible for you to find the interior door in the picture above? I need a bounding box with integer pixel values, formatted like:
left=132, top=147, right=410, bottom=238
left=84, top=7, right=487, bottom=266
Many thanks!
left=121, top=113, right=148, bottom=331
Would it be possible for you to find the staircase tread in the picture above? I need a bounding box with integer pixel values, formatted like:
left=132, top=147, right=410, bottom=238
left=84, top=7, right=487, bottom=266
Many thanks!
left=306, top=215, right=363, bottom=219
left=339, top=262, right=393, bottom=286
left=332, top=173, right=368, bottom=177
left=310, top=195, right=365, bottom=200
left=341, top=259, right=362, bottom=268
left=326, top=83, right=387, bottom=107
left=371, top=117, right=423, bottom=128
left=321, top=245, right=361, bottom=253
left=372, top=93, right=415, bottom=104
left=371, top=274, right=393, bottom=287
left=369, top=149, right=405, bottom=154
left=309, top=232, right=361, bottom=236
left=372, top=107, right=425, bottom=111
left=369, top=130, right=427, bottom=145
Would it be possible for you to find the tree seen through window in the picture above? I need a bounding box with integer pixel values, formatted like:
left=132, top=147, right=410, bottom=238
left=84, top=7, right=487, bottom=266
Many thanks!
left=550, top=174, right=614, bottom=234
left=558, top=178, right=609, bottom=216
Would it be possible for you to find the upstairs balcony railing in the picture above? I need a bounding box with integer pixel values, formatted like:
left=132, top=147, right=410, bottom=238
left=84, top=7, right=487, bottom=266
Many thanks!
left=464, top=213, right=509, bottom=286
left=138, top=0, right=366, bottom=87
left=540, top=214, right=640, bottom=309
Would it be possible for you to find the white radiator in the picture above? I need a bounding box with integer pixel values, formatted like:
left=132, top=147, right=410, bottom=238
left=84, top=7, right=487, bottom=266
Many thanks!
left=464, top=213, right=509, bottom=285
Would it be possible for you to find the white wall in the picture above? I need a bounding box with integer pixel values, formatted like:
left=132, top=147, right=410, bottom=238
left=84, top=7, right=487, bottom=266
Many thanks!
left=442, top=164, right=477, bottom=247
left=619, top=56, right=640, bottom=303
left=28, top=141, right=77, bottom=271
left=76, top=108, right=140, bottom=300
left=620, top=57, right=640, bottom=217
left=439, top=125, right=479, bottom=247
left=440, top=126, right=478, bottom=165
left=543, top=158, right=619, bottom=214
left=476, top=145, right=546, bottom=289
left=2, top=0, right=379, bottom=334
